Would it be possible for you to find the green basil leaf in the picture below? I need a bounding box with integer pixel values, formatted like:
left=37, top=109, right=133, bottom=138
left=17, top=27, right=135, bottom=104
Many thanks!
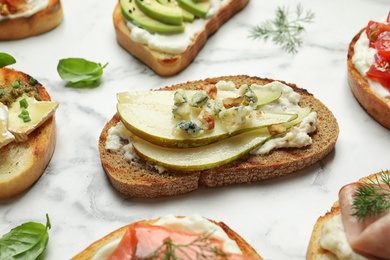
left=0, top=53, right=16, bottom=68
left=57, top=58, right=108, bottom=88
left=0, top=214, right=51, bottom=260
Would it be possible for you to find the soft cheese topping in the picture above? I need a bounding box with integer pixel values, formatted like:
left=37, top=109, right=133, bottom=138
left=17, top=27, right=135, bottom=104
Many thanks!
left=0, top=103, right=15, bottom=149
left=352, top=31, right=390, bottom=100
left=92, top=214, right=242, bottom=260
left=320, top=214, right=367, bottom=260
left=0, top=0, right=49, bottom=20
left=127, top=0, right=229, bottom=54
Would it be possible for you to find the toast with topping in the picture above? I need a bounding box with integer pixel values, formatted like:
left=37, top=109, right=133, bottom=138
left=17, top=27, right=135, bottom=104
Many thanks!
left=112, top=0, right=249, bottom=76
left=0, top=0, right=63, bottom=40
left=98, top=75, right=339, bottom=198
left=0, top=67, right=59, bottom=199
left=306, top=171, right=390, bottom=259
left=348, top=26, right=390, bottom=129
left=72, top=215, right=262, bottom=259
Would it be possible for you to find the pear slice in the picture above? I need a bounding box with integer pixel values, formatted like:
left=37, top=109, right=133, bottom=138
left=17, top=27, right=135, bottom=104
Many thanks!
left=132, top=128, right=271, bottom=171
left=131, top=106, right=311, bottom=171
left=117, top=90, right=293, bottom=148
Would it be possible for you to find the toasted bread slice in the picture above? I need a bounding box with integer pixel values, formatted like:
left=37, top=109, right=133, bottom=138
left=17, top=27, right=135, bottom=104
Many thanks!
left=0, top=68, right=57, bottom=199
left=112, top=0, right=249, bottom=76
left=72, top=215, right=262, bottom=260
left=306, top=171, right=389, bottom=260
left=347, top=29, right=390, bottom=130
left=98, top=75, right=339, bottom=198
left=0, top=0, right=63, bottom=40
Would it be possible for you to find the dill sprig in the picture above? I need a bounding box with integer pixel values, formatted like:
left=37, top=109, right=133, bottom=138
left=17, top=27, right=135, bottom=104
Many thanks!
left=249, top=4, right=315, bottom=54
left=352, top=171, right=390, bottom=222
left=150, top=231, right=228, bottom=260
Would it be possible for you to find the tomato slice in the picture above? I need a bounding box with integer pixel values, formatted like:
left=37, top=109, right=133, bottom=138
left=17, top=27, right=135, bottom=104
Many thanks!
left=374, top=31, right=390, bottom=60
left=366, top=21, right=390, bottom=44
left=366, top=54, right=390, bottom=91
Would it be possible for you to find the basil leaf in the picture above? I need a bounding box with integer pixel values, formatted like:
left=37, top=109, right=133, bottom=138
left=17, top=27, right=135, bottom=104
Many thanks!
left=57, top=58, right=108, bottom=88
left=0, top=53, right=16, bottom=68
left=0, top=215, right=51, bottom=260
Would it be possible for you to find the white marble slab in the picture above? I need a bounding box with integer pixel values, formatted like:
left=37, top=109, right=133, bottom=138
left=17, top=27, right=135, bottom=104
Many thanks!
left=0, top=0, right=389, bottom=259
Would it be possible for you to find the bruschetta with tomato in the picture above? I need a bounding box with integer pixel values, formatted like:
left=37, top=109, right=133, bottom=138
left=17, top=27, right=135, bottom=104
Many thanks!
left=348, top=12, right=390, bottom=129
left=0, top=0, right=63, bottom=40
left=72, top=215, right=262, bottom=260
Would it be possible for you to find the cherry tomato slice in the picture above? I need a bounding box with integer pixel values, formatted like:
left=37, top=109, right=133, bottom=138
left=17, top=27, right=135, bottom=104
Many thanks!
left=366, top=54, right=390, bottom=91
left=374, top=31, right=390, bottom=60
left=366, top=21, right=390, bottom=43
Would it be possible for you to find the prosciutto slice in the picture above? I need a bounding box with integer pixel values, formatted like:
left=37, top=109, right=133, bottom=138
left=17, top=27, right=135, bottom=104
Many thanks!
left=339, top=182, right=390, bottom=260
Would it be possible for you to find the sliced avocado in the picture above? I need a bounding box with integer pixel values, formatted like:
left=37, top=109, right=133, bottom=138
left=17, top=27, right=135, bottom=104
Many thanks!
left=177, top=0, right=211, bottom=19
left=120, top=0, right=185, bottom=34
left=157, top=0, right=195, bottom=22
left=135, top=0, right=183, bottom=25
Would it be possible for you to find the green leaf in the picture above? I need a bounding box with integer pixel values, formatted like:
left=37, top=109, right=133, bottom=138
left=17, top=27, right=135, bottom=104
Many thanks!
left=0, top=53, right=16, bottom=68
left=57, top=58, right=108, bottom=88
left=0, top=215, right=51, bottom=260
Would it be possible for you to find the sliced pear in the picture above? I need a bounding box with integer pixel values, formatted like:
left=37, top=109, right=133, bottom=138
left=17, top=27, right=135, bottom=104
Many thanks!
left=116, top=90, right=296, bottom=148
left=132, top=128, right=271, bottom=171
left=131, top=106, right=312, bottom=171
left=7, top=95, right=59, bottom=142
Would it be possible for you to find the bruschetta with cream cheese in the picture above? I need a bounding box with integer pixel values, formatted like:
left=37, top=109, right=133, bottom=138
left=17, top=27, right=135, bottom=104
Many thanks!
left=0, top=0, right=63, bottom=40
left=112, top=0, right=249, bottom=76
left=348, top=12, right=390, bottom=129
left=306, top=171, right=390, bottom=260
left=0, top=67, right=59, bottom=199
left=98, top=75, right=339, bottom=198
left=72, top=214, right=262, bottom=260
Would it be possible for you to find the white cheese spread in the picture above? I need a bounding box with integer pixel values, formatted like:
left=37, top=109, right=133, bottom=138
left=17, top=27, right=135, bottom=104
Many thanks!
left=320, top=214, right=367, bottom=260
left=352, top=30, right=390, bottom=101
left=92, top=214, right=242, bottom=260
left=127, top=0, right=229, bottom=54
left=0, top=0, right=49, bottom=21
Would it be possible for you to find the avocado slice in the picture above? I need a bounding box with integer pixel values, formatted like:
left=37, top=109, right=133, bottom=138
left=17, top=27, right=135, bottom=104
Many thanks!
left=157, top=0, right=195, bottom=22
left=176, top=0, right=211, bottom=19
left=120, top=0, right=185, bottom=34
left=135, top=0, right=183, bottom=25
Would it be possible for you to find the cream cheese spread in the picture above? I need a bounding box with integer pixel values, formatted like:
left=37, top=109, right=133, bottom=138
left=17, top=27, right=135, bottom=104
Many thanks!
left=319, top=214, right=367, bottom=260
left=352, top=30, right=390, bottom=101
left=0, top=0, right=49, bottom=21
left=92, top=214, right=242, bottom=260
left=127, top=0, right=229, bottom=54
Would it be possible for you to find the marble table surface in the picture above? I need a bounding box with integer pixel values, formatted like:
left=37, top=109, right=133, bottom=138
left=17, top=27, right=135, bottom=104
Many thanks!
left=1, top=0, right=390, bottom=259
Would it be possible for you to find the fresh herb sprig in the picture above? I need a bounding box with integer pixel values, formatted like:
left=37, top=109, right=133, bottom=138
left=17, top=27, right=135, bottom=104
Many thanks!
left=0, top=214, right=51, bottom=260
left=352, top=171, right=390, bottom=222
left=150, top=231, right=227, bottom=259
left=0, top=53, right=16, bottom=68
left=249, top=4, right=315, bottom=54
left=57, top=58, right=108, bottom=88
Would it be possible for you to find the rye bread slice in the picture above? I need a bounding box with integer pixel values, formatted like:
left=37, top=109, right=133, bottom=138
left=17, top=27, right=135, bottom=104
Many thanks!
left=99, top=75, right=339, bottom=198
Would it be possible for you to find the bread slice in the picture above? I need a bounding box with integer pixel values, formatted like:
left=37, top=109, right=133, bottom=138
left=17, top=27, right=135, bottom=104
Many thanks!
left=98, top=75, right=339, bottom=198
left=347, top=29, right=390, bottom=130
left=0, top=0, right=63, bottom=40
left=112, top=0, right=249, bottom=76
left=72, top=215, right=262, bottom=259
left=306, top=172, right=387, bottom=259
left=0, top=68, right=57, bottom=199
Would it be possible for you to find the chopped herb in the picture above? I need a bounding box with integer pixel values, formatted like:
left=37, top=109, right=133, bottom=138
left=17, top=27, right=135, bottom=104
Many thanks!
left=19, top=98, right=28, bottom=109
left=352, top=171, right=390, bottom=222
left=249, top=4, right=315, bottom=54
left=11, top=81, right=20, bottom=89
left=29, top=77, right=37, bottom=86
left=18, top=109, right=31, bottom=122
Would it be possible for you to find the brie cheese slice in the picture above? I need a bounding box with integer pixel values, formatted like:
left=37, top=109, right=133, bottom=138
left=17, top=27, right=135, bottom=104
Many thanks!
left=7, top=95, right=59, bottom=142
left=0, top=103, right=15, bottom=148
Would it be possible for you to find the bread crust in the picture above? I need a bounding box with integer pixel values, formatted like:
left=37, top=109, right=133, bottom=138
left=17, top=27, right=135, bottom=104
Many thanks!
left=99, top=75, right=339, bottom=198
left=112, top=0, right=249, bottom=76
left=0, top=0, right=63, bottom=40
left=306, top=172, right=388, bottom=260
left=347, top=29, right=390, bottom=130
left=72, top=216, right=262, bottom=260
left=0, top=68, right=56, bottom=199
